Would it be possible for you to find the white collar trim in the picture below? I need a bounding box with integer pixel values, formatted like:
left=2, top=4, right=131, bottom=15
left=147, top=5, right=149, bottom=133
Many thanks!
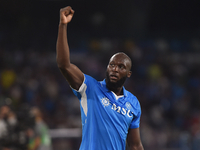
left=111, top=91, right=124, bottom=100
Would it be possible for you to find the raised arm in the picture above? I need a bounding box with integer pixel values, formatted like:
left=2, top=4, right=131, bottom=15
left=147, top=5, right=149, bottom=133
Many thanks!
left=56, top=6, right=84, bottom=90
left=127, top=128, right=144, bottom=150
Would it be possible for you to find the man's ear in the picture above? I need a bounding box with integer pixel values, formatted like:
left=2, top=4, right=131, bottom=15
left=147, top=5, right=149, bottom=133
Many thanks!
left=127, top=71, right=132, bottom=78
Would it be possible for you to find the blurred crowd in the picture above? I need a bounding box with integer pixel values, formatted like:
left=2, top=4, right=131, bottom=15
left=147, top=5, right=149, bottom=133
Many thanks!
left=0, top=37, right=200, bottom=150
left=0, top=104, right=52, bottom=150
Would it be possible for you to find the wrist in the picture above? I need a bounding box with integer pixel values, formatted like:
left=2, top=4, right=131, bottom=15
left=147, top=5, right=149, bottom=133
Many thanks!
left=59, top=22, right=68, bottom=27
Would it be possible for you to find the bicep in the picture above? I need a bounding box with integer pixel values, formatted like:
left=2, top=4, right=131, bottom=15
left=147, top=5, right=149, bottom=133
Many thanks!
left=127, top=128, right=143, bottom=150
left=59, top=63, right=84, bottom=90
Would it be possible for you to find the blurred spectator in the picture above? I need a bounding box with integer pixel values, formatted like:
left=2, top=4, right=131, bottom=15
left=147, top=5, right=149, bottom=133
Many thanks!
left=29, top=107, right=52, bottom=150
left=0, top=105, right=10, bottom=139
left=0, top=70, right=16, bottom=90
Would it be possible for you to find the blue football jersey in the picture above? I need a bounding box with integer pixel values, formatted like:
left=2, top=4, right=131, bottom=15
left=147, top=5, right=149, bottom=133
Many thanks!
left=72, top=74, right=141, bottom=150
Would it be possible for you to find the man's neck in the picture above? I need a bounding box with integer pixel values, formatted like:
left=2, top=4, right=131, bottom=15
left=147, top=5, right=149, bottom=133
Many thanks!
left=107, top=86, right=123, bottom=96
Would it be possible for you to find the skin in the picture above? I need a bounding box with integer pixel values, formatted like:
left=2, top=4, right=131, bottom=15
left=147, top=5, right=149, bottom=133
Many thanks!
left=56, top=6, right=144, bottom=150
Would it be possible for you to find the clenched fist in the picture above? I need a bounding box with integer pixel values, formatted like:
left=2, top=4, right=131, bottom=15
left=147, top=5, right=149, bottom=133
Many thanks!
left=59, top=6, right=75, bottom=25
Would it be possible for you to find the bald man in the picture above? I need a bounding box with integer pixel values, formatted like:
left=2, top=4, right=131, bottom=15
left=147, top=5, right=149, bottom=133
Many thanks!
left=56, top=6, right=144, bottom=150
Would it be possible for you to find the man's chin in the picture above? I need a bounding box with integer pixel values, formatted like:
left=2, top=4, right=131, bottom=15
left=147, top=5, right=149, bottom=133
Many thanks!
left=106, top=76, right=126, bottom=89
left=106, top=72, right=126, bottom=89
left=107, top=79, right=120, bottom=88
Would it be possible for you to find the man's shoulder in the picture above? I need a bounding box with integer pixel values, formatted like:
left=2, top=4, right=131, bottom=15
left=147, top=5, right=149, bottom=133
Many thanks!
left=125, top=89, right=137, bottom=99
left=83, top=74, right=102, bottom=88
left=84, top=74, right=97, bottom=81
left=124, top=91, right=141, bottom=114
left=125, top=90, right=140, bottom=105
left=84, top=74, right=104, bottom=83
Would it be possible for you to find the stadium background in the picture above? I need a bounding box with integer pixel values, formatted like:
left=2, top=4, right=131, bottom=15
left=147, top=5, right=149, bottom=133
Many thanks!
left=0, top=0, right=200, bottom=149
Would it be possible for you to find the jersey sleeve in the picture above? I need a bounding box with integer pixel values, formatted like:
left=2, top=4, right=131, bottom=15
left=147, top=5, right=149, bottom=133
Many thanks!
left=71, top=74, right=95, bottom=100
left=129, top=100, right=142, bottom=129
left=71, top=74, right=96, bottom=117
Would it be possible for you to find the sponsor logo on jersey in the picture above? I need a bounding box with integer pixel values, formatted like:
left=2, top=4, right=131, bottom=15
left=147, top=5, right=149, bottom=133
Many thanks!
left=101, top=97, right=133, bottom=118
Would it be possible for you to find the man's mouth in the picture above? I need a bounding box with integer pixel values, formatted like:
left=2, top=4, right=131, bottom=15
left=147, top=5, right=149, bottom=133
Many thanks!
left=110, top=74, right=118, bottom=80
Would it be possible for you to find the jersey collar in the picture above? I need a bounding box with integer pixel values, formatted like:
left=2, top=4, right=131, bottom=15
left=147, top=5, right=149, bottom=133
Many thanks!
left=100, top=79, right=128, bottom=97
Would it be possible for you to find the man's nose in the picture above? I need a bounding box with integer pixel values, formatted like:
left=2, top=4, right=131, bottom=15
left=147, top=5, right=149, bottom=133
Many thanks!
left=112, top=65, right=119, bottom=71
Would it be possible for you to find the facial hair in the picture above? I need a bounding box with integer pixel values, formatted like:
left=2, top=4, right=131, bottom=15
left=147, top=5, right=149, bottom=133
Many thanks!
left=105, top=71, right=127, bottom=91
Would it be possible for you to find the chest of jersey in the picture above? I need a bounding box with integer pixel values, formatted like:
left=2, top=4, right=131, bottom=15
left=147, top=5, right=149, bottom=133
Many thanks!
left=86, top=84, right=134, bottom=131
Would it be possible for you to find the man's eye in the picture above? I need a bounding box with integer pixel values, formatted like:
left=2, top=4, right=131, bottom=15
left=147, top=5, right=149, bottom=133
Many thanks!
left=119, top=65, right=125, bottom=69
left=110, top=64, right=115, bottom=67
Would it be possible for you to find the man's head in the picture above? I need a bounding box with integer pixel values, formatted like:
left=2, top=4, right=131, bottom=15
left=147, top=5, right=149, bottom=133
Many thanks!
left=106, top=52, right=132, bottom=91
left=30, top=107, right=42, bottom=119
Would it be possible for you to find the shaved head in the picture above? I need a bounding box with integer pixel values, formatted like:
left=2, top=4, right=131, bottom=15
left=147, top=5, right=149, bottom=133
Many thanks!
left=110, top=52, right=132, bottom=71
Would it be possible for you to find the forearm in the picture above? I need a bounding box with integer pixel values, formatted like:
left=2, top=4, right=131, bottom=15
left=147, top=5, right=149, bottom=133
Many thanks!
left=128, top=143, right=144, bottom=150
left=56, top=6, right=84, bottom=90
left=127, top=128, right=144, bottom=150
left=56, top=23, right=70, bottom=69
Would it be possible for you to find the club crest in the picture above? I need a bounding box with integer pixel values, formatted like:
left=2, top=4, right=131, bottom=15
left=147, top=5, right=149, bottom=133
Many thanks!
left=125, top=102, right=132, bottom=109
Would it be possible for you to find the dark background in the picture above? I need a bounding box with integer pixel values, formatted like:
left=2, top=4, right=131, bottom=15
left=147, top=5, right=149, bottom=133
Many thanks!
left=0, top=0, right=200, bottom=50
left=0, top=0, right=200, bottom=150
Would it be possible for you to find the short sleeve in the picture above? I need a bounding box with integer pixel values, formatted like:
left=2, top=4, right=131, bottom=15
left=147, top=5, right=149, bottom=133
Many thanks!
left=71, top=74, right=87, bottom=100
left=129, top=101, right=142, bottom=129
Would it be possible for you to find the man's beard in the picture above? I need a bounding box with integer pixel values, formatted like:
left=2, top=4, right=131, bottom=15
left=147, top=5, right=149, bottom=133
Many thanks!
left=105, top=71, right=127, bottom=91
